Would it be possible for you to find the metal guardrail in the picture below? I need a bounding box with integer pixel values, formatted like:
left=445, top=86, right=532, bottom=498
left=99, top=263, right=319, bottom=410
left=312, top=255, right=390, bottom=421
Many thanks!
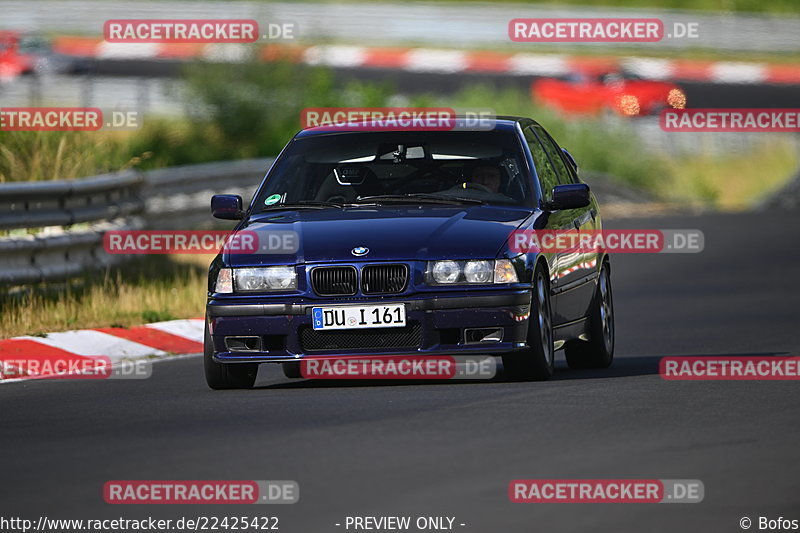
left=0, top=228, right=124, bottom=285
left=0, top=170, right=143, bottom=230
left=0, top=158, right=273, bottom=285
left=143, top=158, right=271, bottom=228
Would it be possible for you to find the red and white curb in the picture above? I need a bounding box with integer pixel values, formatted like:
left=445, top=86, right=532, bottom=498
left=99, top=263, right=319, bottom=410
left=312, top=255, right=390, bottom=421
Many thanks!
left=52, top=36, right=800, bottom=85
left=0, top=318, right=204, bottom=383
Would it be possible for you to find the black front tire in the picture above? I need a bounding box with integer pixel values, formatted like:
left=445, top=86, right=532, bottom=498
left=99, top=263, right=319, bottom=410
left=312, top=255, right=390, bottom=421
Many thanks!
left=502, top=264, right=555, bottom=381
left=204, top=323, right=258, bottom=390
left=564, top=262, right=614, bottom=369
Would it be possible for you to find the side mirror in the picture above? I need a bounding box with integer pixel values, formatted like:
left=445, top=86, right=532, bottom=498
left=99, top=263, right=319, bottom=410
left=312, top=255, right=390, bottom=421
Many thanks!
left=547, top=183, right=590, bottom=211
left=561, top=148, right=578, bottom=172
left=211, top=194, right=244, bottom=220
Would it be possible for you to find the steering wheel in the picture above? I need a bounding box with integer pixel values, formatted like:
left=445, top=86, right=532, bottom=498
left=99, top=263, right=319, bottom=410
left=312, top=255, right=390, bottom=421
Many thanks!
left=461, top=182, right=494, bottom=193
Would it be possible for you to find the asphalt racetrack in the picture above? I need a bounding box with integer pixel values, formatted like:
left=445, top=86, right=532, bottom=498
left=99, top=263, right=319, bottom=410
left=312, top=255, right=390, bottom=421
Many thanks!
left=2, top=209, right=799, bottom=532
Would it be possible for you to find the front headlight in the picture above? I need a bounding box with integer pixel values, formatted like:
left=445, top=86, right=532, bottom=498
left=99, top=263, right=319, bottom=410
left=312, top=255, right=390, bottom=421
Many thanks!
left=432, top=260, right=461, bottom=284
left=427, top=259, right=518, bottom=285
left=235, top=266, right=297, bottom=291
left=464, top=260, right=493, bottom=283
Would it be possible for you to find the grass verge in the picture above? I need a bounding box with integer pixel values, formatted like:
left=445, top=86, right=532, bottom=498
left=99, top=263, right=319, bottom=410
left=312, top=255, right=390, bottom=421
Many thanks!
left=657, top=140, right=798, bottom=209
left=0, top=255, right=209, bottom=339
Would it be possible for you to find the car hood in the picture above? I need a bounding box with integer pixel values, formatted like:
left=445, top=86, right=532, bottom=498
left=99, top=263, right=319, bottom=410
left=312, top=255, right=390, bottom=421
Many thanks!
left=225, top=206, right=532, bottom=266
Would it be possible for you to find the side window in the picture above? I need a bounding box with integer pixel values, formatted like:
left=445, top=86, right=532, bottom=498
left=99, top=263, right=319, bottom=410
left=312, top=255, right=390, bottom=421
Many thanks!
left=523, top=126, right=558, bottom=203
left=532, top=125, right=575, bottom=185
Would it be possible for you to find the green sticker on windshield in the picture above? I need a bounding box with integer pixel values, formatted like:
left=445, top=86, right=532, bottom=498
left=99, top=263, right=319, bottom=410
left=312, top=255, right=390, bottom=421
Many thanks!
left=265, top=194, right=282, bottom=205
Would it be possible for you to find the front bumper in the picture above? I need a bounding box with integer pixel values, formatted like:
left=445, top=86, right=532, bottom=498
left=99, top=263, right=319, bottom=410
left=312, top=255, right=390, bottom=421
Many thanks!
left=207, top=291, right=532, bottom=362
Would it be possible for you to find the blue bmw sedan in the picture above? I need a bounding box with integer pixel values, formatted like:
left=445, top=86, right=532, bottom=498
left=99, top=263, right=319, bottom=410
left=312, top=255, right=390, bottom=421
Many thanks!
left=204, top=116, right=614, bottom=389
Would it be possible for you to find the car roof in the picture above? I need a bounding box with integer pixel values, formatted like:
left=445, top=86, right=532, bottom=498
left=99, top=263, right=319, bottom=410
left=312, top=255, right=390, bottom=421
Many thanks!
left=295, top=115, right=533, bottom=138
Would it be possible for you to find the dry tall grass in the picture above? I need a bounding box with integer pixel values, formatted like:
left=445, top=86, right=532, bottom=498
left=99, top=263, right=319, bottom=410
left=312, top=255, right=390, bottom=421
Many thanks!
left=0, top=256, right=209, bottom=338
left=0, top=130, right=146, bottom=182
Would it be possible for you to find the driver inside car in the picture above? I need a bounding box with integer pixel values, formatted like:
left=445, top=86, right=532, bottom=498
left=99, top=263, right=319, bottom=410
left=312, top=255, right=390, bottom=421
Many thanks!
left=466, top=163, right=503, bottom=193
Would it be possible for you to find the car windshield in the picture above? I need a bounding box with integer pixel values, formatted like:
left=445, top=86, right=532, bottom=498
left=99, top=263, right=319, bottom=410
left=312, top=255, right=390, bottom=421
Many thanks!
left=253, top=130, right=533, bottom=211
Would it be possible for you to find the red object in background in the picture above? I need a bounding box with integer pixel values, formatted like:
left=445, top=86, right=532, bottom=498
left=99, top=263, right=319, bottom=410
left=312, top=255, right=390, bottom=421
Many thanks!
left=532, top=65, right=686, bottom=117
left=0, top=30, right=88, bottom=80
left=0, top=30, right=35, bottom=79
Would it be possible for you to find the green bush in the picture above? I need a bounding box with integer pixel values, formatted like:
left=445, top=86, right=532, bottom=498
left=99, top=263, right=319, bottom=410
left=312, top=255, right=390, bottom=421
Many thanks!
left=175, top=58, right=394, bottom=159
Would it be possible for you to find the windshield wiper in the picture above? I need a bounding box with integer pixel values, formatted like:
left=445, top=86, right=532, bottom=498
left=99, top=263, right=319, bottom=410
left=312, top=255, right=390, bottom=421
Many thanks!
left=259, top=200, right=344, bottom=212
left=420, top=194, right=485, bottom=205
left=354, top=194, right=484, bottom=205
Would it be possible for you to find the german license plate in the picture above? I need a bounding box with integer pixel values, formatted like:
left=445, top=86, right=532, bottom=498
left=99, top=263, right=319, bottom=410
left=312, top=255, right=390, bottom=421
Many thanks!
left=312, top=304, right=406, bottom=330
